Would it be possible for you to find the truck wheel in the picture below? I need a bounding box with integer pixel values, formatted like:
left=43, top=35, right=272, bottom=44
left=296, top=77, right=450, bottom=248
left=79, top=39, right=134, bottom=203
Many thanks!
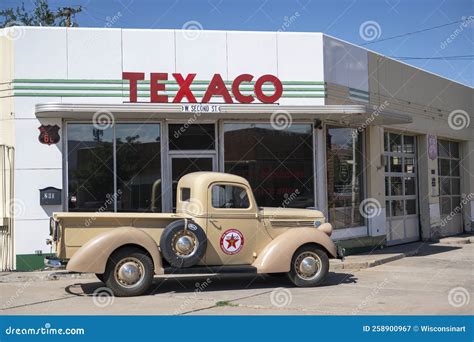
left=103, top=247, right=154, bottom=297
left=287, top=245, right=329, bottom=287
left=160, top=220, right=207, bottom=268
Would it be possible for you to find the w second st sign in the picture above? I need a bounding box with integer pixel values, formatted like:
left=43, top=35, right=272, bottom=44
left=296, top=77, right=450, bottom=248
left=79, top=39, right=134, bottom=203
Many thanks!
left=123, top=72, right=283, bottom=104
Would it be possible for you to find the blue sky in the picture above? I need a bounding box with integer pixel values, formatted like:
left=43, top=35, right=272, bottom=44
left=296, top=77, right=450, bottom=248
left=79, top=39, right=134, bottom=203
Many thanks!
left=2, top=0, right=473, bottom=86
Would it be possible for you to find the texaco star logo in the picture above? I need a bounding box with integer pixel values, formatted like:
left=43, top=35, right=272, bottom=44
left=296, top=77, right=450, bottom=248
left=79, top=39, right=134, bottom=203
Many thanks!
left=220, top=229, right=244, bottom=255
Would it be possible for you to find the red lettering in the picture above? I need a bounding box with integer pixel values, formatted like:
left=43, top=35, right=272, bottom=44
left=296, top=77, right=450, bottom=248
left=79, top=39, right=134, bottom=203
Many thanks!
left=123, top=72, right=145, bottom=103
left=202, top=74, right=233, bottom=103
left=254, top=74, right=283, bottom=104
left=232, top=74, right=254, bottom=104
left=150, top=73, right=168, bottom=103
left=173, top=73, right=197, bottom=103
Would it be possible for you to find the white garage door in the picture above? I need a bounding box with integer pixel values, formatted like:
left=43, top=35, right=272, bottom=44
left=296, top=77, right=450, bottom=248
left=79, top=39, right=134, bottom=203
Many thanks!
left=384, top=132, right=420, bottom=245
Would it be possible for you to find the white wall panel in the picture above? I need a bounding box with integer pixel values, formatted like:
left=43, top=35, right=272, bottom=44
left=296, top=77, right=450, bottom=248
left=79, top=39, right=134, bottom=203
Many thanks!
left=175, top=30, right=227, bottom=79
left=67, top=28, right=122, bottom=79
left=13, top=27, right=67, bottom=79
left=122, top=29, right=175, bottom=76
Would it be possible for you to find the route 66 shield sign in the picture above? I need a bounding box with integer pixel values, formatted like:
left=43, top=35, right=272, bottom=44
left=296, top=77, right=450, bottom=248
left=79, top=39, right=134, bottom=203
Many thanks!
left=38, top=125, right=60, bottom=145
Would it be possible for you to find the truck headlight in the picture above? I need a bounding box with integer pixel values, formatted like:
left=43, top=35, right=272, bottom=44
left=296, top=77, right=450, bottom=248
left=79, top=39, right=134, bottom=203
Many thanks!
left=313, top=220, right=322, bottom=228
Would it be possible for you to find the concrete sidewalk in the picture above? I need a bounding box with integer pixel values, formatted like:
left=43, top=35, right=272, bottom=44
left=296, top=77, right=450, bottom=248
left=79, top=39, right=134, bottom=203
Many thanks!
left=0, top=234, right=472, bottom=283
left=331, top=234, right=473, bottom=271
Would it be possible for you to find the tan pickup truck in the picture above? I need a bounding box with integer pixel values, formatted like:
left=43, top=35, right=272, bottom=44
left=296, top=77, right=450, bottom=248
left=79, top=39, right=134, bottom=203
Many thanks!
left=47, top=172, right=343, bottom=296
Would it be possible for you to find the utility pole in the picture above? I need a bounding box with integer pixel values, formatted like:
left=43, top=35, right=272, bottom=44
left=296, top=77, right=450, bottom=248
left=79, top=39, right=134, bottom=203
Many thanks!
left=56, top=6, right=82, bottom=27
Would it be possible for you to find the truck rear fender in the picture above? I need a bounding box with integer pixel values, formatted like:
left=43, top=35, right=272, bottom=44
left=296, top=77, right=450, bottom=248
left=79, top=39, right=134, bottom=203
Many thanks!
left=66, top=227, right=164, bottom=275
left=252, top=227, right=337, bottom=273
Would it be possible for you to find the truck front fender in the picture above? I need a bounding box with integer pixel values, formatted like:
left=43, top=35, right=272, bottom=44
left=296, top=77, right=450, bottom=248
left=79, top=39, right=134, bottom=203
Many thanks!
left=66, top=227, right=164, bottom=275
left=252, top=227, right=337, bottom=273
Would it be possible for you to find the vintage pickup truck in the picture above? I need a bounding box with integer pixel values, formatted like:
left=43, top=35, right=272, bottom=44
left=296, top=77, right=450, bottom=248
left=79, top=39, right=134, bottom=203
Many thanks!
left=47, top=172, right=343, bottom=296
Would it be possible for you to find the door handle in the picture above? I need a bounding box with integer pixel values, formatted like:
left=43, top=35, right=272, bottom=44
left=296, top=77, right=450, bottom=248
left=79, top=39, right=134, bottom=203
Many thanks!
left=209, top=219, right=221, bottom=229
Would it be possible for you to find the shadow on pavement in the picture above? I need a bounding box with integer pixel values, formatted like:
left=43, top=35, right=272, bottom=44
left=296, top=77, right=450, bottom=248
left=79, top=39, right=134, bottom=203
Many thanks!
left=65, top=271, right=357, bottom=297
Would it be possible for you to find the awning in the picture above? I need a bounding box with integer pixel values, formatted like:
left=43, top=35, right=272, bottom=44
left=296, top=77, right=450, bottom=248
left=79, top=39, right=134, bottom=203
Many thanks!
left=35, top=103, right=412, bottom=126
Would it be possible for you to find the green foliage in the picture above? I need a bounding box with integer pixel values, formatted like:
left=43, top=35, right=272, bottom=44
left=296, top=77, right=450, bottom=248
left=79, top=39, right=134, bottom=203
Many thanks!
left=0, top=0, right=80, bottom=28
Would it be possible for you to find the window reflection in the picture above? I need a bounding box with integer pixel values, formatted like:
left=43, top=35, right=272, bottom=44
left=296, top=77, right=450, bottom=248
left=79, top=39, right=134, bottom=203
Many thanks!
left=326, top=126, right=364, bottom=229
left=224, top=123, right=314, bottom=208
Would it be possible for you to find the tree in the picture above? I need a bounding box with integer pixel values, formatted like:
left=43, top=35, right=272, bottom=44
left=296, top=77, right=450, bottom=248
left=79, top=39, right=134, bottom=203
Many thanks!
left=0, top=0, right=81, bottom=28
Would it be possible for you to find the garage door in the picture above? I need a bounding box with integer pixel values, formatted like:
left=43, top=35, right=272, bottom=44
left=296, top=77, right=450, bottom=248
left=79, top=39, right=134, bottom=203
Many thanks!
left=438, top=139, right=463, bottom=236
left=384, top=132, right=420, bottom=245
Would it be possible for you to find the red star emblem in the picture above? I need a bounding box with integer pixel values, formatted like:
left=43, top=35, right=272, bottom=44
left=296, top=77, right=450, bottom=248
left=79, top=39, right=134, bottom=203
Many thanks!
left=225, top=234, right=239, bottom=249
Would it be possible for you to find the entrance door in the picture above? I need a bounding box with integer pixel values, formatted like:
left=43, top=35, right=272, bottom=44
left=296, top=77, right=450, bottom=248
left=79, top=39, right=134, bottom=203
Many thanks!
left=384, top=133, right=420, bottom=245
left=169, top=156, right=216, bottom=211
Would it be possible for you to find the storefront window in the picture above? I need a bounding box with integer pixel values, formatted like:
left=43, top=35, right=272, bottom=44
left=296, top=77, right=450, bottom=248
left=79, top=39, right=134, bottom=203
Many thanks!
left=438, top=140, right=461, bottom=216
left=67, top=123, right=161, bottom=212
left=326, top=126, right=364, bottom=229
left=224, top=123, right=314, bottom=208
left=116, top=124, right=161, bottom=212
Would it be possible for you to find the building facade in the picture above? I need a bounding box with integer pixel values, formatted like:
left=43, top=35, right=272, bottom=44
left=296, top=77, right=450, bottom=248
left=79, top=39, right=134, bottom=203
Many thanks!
left=0, top=27, right=473, bottom=270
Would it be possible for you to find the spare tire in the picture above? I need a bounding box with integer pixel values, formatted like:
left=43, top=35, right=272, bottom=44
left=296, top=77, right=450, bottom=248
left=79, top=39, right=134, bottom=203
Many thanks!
left=160, top=220, right=207, bottom=268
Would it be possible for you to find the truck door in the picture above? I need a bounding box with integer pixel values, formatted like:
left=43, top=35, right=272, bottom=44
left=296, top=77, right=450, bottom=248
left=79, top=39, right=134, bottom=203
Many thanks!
left=205, top=182, right=258, bottom=266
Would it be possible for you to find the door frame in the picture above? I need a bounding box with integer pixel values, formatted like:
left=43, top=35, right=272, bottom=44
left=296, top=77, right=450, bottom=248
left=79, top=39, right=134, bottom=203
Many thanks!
left=163, top=121, right=219, bottom=212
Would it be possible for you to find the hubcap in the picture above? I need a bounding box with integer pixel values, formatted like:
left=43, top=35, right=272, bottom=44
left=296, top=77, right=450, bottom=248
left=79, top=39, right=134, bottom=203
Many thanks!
left=114, top=257, right=144, bottom=288
left=172, top=230, right=198, bottom=258
left=295, top=251, right=322, bottom=280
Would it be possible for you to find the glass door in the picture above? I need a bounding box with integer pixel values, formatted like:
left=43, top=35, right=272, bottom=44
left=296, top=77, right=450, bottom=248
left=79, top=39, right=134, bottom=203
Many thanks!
left=169, top=156, right=216, bottom=211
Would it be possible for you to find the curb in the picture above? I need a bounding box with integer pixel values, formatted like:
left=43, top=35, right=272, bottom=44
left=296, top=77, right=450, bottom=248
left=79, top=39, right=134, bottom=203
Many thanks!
left=330, top=248, right=420, bottom=271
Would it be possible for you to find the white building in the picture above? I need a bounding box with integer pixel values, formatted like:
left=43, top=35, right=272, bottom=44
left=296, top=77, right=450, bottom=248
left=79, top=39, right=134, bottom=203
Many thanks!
left=0, top=27, right=472, bottom=270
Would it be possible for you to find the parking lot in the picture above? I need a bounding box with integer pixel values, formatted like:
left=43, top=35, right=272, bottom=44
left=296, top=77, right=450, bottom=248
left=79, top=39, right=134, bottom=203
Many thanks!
left=1, top=242, right=472, bottom=315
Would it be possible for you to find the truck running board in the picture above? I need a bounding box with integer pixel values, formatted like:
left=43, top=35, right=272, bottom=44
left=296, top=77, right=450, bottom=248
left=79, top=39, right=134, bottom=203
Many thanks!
left=164, top=265, right=258, bottom=275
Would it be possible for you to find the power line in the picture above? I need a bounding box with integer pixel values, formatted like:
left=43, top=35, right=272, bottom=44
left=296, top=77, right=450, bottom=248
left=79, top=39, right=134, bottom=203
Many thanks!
left=390, top=55, right=474, bottom=60
left=361, top=19, right=466, bottom=45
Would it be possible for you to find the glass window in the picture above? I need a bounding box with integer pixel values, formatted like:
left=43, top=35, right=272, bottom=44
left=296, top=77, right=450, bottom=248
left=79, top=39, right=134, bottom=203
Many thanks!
left=403, top=135, right=415, bottom=153
left=390, top=177, right=403, bottom=196
left=390, top=156, right=402, bottom=173
left=181, top=188, right=191, bottom=202
left=405, top=199, right=416, bottom=215
left=391, top=200, right=404, bottom=216
left=224, top=123, right=314, bottom=209
left=169, top=124, right=215, bottom=150
left=404, top=177, right=416, bottom=196
left=211, top=184, right=250, bottom=209
left=67, top=123, right=162, bottom=213
left=390, top=133, right=402, bottom=153
left=439, top=159, right=450, bottom=176
left=326, top=126, right=364, bottom=229
left=67, top=124, right=114, bottom=212
left=404, top=157, right=415, bottom=173
left=116, top=124, right=161, bottom=212
left=438, top=139, right=461, bottom=219
left=440, top=177, right=450, bottom=196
